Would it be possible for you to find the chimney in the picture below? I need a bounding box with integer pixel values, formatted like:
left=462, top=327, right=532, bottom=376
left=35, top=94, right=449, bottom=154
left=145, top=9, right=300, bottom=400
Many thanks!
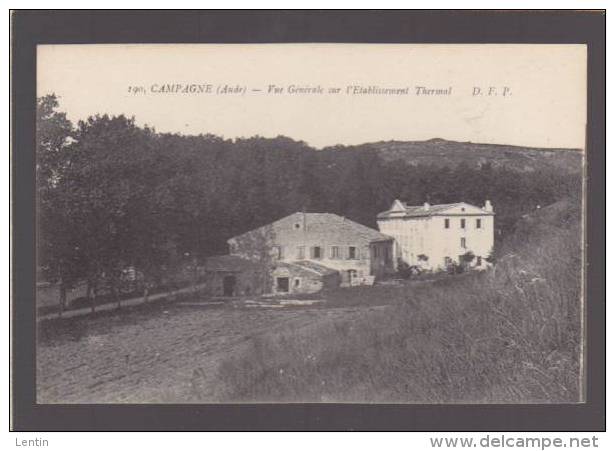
left=391, top=199, right=405, bottom=212
left=423, top=202, right=430, bottom=211
left=484, top=200, right=493, bottom=212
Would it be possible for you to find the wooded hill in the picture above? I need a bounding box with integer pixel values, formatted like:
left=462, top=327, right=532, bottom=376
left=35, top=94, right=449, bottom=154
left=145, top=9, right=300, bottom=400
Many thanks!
left=332, top=138, right=582, bottom=174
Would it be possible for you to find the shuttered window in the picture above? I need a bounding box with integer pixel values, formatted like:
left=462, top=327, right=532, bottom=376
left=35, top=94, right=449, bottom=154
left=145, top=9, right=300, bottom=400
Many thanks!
left=331, top=246, right=340, bottom=259
left=348, top=246, right=358, bottom=260
left=274, top=245, right=284, bottom=259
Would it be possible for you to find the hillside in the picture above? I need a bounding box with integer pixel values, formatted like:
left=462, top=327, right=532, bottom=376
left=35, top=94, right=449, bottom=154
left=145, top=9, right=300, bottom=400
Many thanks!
left=214, top=197, right=582, bottom=403
left=361, top=138, right=582, bottom=173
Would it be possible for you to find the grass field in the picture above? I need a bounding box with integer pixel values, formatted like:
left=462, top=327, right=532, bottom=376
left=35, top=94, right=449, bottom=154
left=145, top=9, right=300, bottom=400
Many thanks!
left=36, top=289, right=392, bottom=403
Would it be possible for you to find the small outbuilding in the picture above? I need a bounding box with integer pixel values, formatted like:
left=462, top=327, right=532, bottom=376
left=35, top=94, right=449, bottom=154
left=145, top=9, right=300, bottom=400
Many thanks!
left=202, top=255, right=267, bottom=298
left=271, top=260, right=340, bottom=295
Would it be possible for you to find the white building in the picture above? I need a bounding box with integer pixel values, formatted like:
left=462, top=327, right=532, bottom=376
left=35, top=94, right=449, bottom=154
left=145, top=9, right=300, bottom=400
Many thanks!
left=377, top=200, right=495, bottom=271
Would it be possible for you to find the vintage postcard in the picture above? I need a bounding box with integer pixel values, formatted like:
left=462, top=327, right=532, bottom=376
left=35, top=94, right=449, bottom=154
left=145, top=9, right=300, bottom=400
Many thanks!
left=35, top=43, right=586, bottom=404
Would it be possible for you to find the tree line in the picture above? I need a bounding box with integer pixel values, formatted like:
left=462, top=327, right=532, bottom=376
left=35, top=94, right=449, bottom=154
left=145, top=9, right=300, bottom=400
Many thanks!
left=36, top=94, right=581, bottom=310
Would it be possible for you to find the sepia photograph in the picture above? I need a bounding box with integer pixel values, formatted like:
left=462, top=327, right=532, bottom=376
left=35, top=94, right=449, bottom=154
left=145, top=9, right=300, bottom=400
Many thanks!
left=33, top=42, right=587, bottom=406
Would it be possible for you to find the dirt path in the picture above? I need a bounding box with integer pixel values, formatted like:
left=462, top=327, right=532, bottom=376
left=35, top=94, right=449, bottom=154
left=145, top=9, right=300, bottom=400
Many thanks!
left=37, top=302, right=384, bottom=403
left=38, top=283, right=208, bottom=321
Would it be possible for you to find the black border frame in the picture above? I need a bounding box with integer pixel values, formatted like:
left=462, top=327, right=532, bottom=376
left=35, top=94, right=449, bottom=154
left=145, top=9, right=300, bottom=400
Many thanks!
left=11, top=10, right=606, bottom=431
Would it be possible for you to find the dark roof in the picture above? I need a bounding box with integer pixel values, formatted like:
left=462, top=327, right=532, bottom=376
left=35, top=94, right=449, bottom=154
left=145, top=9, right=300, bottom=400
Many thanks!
left=203, top=255, right=262, bottom=272
left=274, top=260, right=339, bottom=278
left=291, top=260, right=339, bottom=276
left=377, top=202, right=494, bottom=219
left=230, top=212, right=393, bottom=244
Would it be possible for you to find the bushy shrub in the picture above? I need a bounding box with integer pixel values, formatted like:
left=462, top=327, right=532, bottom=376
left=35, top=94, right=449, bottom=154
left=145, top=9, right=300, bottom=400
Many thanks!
left=447, top=262, right=464, bottom=275
left=397, top=259, right=413, bottom=279
left=460, top=251, right=475, bottom=263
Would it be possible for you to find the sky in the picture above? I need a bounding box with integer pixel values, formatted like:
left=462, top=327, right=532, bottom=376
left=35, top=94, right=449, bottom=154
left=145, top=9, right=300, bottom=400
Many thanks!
left=37, top=44, right=587, bottom=149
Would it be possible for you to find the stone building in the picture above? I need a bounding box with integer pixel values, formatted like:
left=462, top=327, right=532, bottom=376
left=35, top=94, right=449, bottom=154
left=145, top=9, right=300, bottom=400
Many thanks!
left=377, top=200, right=495, bottom=271
left=226, top=212, right=395, bottom=295
left=201, top=255, right=266, bottom=297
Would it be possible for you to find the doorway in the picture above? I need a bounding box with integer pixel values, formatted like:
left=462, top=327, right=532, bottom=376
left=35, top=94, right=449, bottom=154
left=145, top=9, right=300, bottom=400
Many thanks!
left=276, top=277, right=289, bottom=293
left=223, top=275, right=236, bottom=297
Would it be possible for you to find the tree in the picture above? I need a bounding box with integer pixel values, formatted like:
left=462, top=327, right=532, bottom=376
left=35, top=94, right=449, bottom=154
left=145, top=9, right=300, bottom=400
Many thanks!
left=36, top=94, right=73, bottom=193
left=36, top=94, right=82, bottom=314
left=66, top=114, right=177, bottom=309
left=397, top=259, right=413, bottom=279
left=459, top=251, right=476, bottom=272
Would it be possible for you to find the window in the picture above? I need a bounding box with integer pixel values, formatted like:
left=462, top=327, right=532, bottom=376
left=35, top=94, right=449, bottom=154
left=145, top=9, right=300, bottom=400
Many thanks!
left=476, top=256, right=482, bottom=266
left=461, top=238, right=466, bottom=249
left=297, top=246, right=305, bottom=259
left=444, top=218, right=450, bottom=229
left=273, top=245, right=284, bottom=260
left=460, top=218, right=466, bottom=229
left=294, top=278, right=301, bottom=288
left=311, top=246, right=322, bottom=259
left=476, top=218, right=482, bottom=229
left=330, top=246, right=340, bottom=259
left=348, top=246, right=357, bottom=260
left=294, top=223, right=301, bottom=230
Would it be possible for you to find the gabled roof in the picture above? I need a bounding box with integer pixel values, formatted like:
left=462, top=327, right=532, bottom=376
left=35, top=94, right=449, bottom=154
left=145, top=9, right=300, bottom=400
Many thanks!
left=276, top=260, right=339, bottom=277
left=377, top=201, right=494, bottom=220
left=203, top=255, right=263, bottom=272
left=229, top=212, right=393, bottom=244
left=291, top=260, right=339, bottom=276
